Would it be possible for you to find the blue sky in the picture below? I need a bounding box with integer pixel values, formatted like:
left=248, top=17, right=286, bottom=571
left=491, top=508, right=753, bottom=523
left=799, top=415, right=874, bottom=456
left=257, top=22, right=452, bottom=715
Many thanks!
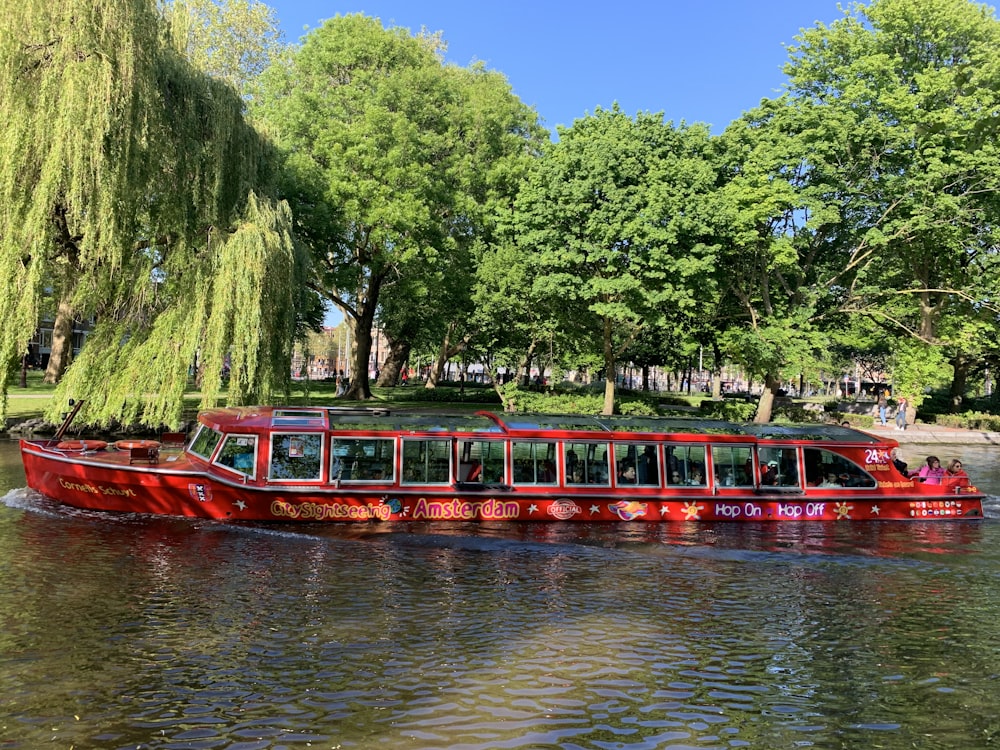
left=266, top=0, right=845, bottom=135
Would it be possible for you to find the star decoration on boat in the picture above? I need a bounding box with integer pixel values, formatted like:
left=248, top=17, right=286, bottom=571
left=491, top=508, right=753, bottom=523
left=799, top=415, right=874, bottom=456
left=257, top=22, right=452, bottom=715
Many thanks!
left=659, top=504, right=670, bottom=515
left=528, top=504, right=538, bottom=514
left=589, top=505, right=601, bottom=514
left=870, top=505, right=880, bottom=515
left=234, top=500, right=247, bottom=511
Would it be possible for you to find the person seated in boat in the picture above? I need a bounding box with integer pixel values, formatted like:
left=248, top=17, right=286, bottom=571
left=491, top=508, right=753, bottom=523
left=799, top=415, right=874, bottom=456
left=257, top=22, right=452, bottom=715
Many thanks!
left=686, top=467, right=705, bottom=486
left=819, top=472, right=841, bottom=487
left=942, top=459, right=968, bottom=488
left=742, top=458, right=754, bottom=485
left=918, top=456, right=945, bottom=484
left=760, top=461, right=779, bottom=486
left=669, top=469, right=683, bottom=485
left=718, top=468, right=735, bottom=486
left=617, top=465, right=637, bottom=484
left=541, top=459, right=556, bottom=483
left=889, top=448, right=910, bottom=477
left=638, top=446, right=658, bottom=484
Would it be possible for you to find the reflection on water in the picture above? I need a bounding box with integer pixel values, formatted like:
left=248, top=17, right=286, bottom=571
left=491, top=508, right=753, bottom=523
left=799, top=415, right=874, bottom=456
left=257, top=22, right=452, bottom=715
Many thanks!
left=2, top=439, right=1000, bottom=749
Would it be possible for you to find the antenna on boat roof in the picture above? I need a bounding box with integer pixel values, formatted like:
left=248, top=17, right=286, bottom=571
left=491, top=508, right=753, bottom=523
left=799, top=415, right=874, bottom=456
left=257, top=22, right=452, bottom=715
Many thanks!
left=52, top=399, right=84, bottom=442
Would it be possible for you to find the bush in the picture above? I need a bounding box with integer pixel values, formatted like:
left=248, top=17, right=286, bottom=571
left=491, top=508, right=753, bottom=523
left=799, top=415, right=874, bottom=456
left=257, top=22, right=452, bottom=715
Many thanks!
left=934, top=411, right=1000, bottom=431
left=698, top=399, right=757, bottom=421
left=772, top=404, right=825, bottom=424
left=382, top=386, right=501, bottom=405
left=831, top=412, right=875, bottom=428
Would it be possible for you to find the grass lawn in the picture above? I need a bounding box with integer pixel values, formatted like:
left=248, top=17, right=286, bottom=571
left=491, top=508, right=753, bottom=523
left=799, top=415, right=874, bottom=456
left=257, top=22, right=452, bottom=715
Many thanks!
left=4, top=373, right=501, bottom=425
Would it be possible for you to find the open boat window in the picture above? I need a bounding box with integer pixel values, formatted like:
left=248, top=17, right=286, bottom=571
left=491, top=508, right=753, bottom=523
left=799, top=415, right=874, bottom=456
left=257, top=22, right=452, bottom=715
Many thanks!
left=401, top=439, right=451, bottom=484
left=269, top=433, right=323, bottom=482
left=711, top=445, right=756, bottom=487
left=665, top=445, right=707, bottom=486
left=189, top=426, right=223, bottom=461
left=757, top=447, right=800, bottom=487
left=511, top=441, right=557, bottom=485
left=458, top=439, right=506, bottom=483
left=803, top=448, right=877, bottom=488
left=564, top=442, right=611, bottom=486
left=614, top=443, right=662, bottom=486
left=215, top=435, right=257, bottom=478
left=332, top=438, right=395, bottom=482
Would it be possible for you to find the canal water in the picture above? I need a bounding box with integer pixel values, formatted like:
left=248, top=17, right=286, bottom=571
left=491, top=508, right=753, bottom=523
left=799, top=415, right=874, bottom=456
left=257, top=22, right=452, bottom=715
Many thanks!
left=2, top=438, right=1000, bottom=750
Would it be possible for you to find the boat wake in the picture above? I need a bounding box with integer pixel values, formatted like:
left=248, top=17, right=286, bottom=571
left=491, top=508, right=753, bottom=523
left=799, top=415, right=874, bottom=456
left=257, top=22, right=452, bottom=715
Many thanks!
left=2, top=487, right=66, bottom=517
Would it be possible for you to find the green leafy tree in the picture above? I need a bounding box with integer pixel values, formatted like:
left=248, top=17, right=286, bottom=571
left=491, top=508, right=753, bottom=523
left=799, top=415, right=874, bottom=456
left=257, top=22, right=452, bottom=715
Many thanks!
left=0, top=0, right=305, bottom=426
left=256, top=15, right=543, bottom=400
left=164, top=0, right=285, bottom=98
left=784, top=0, right=1000, bottom=399
left=512, top=106, right=717, bottom=415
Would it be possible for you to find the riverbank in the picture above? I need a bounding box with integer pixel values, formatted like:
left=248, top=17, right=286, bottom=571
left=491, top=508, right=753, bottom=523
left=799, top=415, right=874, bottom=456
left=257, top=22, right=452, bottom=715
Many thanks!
left=866, top=422, right=1000, bottom=445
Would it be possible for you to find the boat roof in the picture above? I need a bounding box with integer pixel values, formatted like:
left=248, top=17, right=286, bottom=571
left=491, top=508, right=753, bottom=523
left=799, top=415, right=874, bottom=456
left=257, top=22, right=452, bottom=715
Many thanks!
left=198, top=407, right=883, bottom=444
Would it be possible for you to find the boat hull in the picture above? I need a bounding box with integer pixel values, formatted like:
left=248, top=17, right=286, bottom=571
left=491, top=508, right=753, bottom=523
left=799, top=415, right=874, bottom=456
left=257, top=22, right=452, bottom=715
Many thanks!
left=21, top=441, right=983, bottom=523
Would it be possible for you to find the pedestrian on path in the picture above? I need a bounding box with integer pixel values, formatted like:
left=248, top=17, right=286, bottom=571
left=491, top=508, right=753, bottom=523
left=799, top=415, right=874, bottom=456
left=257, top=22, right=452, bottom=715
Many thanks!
left=878, top=390, right=888, bottom=426
left=895, top=396, right=908, bottom=431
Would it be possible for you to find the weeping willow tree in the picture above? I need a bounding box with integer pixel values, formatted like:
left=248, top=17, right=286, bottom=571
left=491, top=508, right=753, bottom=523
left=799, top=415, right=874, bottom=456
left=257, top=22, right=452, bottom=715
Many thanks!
left=0, top=0, right=309, bottom=426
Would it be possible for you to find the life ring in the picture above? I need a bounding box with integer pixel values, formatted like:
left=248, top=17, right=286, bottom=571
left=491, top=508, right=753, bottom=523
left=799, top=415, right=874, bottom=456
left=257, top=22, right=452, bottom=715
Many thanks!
left=55, top=439, right=108, bottom=452
left=114, top=439, right=161, bottom=451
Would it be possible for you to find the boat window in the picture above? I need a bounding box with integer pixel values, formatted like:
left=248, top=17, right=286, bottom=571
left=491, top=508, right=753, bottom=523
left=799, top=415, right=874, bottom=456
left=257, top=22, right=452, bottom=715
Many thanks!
left=802, top=447, right=876, bottom=488
left=401, top=439, right=451, bottom=484
left=332, top=438, right=395, bottom=482
left=711, top=445, right=756, bottom=487
left=458, top=440, right=506, bottom=483
left=215, top=435, right=257, bottom=478
left=189, top=426, right=223, bottom=461
left=613, top=443, right=663, bottom=486
left=269, top=433, right=323, bottom=481
left=564, top=442, right=611, bottom=486
left=665, top=445, right=707, bottom=486
left=511, top=441, right=557, bottom=485
left=757, top=447, right=800, bottom=487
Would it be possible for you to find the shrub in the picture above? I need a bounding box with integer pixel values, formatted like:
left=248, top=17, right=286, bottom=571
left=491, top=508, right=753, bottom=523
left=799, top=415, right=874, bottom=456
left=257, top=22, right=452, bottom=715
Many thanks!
left=698, top=399, right=757, bottom=421
left=935, top=411, right=1000, bottom=431
left=831, top=412, right=875, bottom=428
left=772, top=404, right=825, bottom=424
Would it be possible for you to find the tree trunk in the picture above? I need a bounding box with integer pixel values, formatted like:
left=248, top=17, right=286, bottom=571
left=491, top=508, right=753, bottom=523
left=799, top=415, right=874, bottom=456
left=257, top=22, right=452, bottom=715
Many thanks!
left=753, top=372, right=781, bottom=423
left=601, top=317, right=615, bottom=416
left=949, top=353, right=969, bottom=412
left=43, top=298, right=75, bottom=384
left=343, top=316, right=374, bottom=400
left=711, top=343, right=722, bottom=398
left=378, top=337, right=411, bottom=387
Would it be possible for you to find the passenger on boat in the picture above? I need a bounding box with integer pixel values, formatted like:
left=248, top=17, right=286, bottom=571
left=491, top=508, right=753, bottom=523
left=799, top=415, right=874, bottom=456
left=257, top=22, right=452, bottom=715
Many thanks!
left=618, top=465, right=637, bottom=484
left=686, top=467, right=705, bottom=486
left=819, top=472, right=841, bottom=487
left=761, top=461, right=779, bottom=486
left=889, top=448, right=909, bottom=476
left=942, top=459, right=968, bottom=488
left=638, top=446, right=658, bottom=484
left=918, top=456, right=945, bottom=484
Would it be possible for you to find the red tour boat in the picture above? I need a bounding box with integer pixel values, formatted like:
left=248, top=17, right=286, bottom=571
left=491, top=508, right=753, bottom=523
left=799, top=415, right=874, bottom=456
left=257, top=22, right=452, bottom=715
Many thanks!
left=20, top=406, right=983, bottom=522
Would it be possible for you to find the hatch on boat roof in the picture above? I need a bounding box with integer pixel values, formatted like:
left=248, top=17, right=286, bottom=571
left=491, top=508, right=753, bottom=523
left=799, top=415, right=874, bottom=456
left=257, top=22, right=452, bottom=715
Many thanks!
left=271, top=409, right=327, bottom=427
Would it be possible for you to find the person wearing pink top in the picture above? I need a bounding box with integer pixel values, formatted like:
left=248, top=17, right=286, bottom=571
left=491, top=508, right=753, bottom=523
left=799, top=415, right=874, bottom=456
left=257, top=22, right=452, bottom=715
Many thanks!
left=918, top=456, right=945, bottom=484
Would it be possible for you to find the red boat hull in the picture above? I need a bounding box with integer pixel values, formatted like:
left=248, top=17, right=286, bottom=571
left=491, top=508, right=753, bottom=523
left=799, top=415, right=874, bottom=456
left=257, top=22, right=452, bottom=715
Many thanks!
left=21, top=440, right=983, bottom=523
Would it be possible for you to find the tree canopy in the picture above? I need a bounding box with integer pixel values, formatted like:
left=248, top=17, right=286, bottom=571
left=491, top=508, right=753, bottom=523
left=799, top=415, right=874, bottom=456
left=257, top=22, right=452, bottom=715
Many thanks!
left=0, top=0, right=307, bottom=426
